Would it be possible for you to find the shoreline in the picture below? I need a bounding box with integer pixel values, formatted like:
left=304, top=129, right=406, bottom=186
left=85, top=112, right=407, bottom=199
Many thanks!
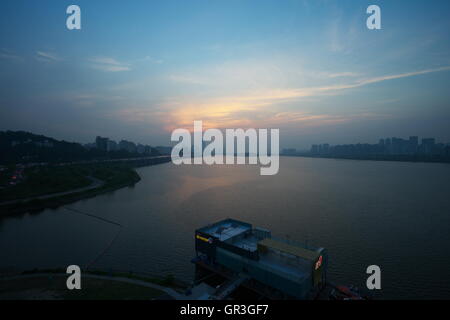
left=0, top=268, right=188, bottom=300
left=283, top=154, right=450, bottom=164
left=0, top=157, right=171, bottom=218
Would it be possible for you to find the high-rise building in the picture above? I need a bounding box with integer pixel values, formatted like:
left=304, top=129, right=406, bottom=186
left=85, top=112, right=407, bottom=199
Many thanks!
left=409, top=136, right=418, bottom=154
left=421, top=138, right=435, bottom=154
left=136, top=144, right=146, bottom=154
left=385, top=138, right=391, bottom=154
left=107, top=140, right=118, bottom=152
left=119, top=140, right=137, bottom=153
left=308, top=135, right=447, bottom=158
left=282, top=148, right=297, bottom=156
left=95, top=136, right=109, bottom=151
left=144, top=145, right=153, bottom=155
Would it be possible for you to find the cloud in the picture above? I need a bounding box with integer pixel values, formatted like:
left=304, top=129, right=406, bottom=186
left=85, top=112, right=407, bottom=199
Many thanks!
left=326, top=72, right=360, bottom=78
left=167, top=59, right=298, bottom=91
left=234, top=66, right=450, bottom=104
left=36, top=51, right=62, bottom=62
left=354, top=66, right=450, bottom=87
left=140, top=55, right=163, bottom=64
left=160, top=65, right=450, bottom=130
left=0, top=49, right=21, bottom=61
left=168, top=75, right=207, bottom=85
left=90, top=57, right=131, bottom=72
left=113, top=99, right=355, bottom=134
left=62, top=92, right=125, bottom=107
left=326, top=5, right=362, bottom=55
left=103, top=60, right=450, bottom=135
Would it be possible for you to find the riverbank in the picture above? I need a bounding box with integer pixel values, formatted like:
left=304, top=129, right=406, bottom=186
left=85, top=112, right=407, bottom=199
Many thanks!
left=0, top=268, right=187, bottom=300
left=289, top=153, right=450, bottom=164
left=0, top=157, right=171, bottom=217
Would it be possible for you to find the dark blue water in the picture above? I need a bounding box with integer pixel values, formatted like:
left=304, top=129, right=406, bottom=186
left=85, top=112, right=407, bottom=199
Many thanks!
left=1, top=157, right=450, bottom=299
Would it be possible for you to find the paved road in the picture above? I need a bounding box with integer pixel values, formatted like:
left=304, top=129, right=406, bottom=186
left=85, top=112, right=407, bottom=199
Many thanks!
left=0, top=176, right=105, bottom=206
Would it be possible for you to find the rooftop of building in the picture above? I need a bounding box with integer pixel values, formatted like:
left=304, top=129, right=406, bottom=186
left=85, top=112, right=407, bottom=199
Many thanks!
left=197, top=218, right=252, bottom=242
left=197, top=219, right=322, bottom=270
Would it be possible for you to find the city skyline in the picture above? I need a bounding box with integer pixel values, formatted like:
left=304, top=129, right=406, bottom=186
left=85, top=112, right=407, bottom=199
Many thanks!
left=278, top=133, right=449, bottom=154
left=1, top=0, right=450, bottom=149
left=308, top=135, right=449, bottom=155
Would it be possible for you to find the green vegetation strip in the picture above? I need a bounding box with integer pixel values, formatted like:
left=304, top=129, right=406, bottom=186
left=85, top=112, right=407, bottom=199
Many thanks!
left=0, top=275, right=167, bottom=300
left=18, top=268, right=184, bottom=289
left=0, top=163, right=141, bottom=216
left=0, top=166, right=92, bottom=202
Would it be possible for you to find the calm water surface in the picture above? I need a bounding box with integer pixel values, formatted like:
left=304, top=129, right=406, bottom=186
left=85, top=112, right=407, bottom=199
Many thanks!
left=1, top=157, right=450, bottom=299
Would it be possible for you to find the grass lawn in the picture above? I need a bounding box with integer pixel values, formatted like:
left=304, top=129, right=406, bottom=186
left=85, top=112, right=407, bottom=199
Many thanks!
left=0, top=275, right=167, bottom=300
left=0, top=163, right=140, bottom=203
left=0, top=166, right=91, bottom=202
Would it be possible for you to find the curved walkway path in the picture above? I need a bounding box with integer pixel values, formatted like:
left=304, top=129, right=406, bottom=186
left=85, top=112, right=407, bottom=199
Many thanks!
left=0, top=272, right=186, bottom=300
left=0, top=176, right=105, bottom=206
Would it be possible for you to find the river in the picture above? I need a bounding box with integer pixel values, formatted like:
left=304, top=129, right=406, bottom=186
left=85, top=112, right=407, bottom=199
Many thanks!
left=1, top=157, right=450, bottom=299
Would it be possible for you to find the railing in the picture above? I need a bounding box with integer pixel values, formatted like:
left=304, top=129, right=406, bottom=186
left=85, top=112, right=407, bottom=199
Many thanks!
left=270, top=235, right=319, bottom=252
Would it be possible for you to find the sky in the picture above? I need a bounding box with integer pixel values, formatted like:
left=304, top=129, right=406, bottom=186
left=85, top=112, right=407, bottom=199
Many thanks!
left=1, top=0, right=450, bottom=149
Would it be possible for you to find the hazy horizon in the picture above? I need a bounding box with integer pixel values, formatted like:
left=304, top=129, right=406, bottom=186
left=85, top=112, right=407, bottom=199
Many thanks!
left=1, top=0, right=450, bottom=149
